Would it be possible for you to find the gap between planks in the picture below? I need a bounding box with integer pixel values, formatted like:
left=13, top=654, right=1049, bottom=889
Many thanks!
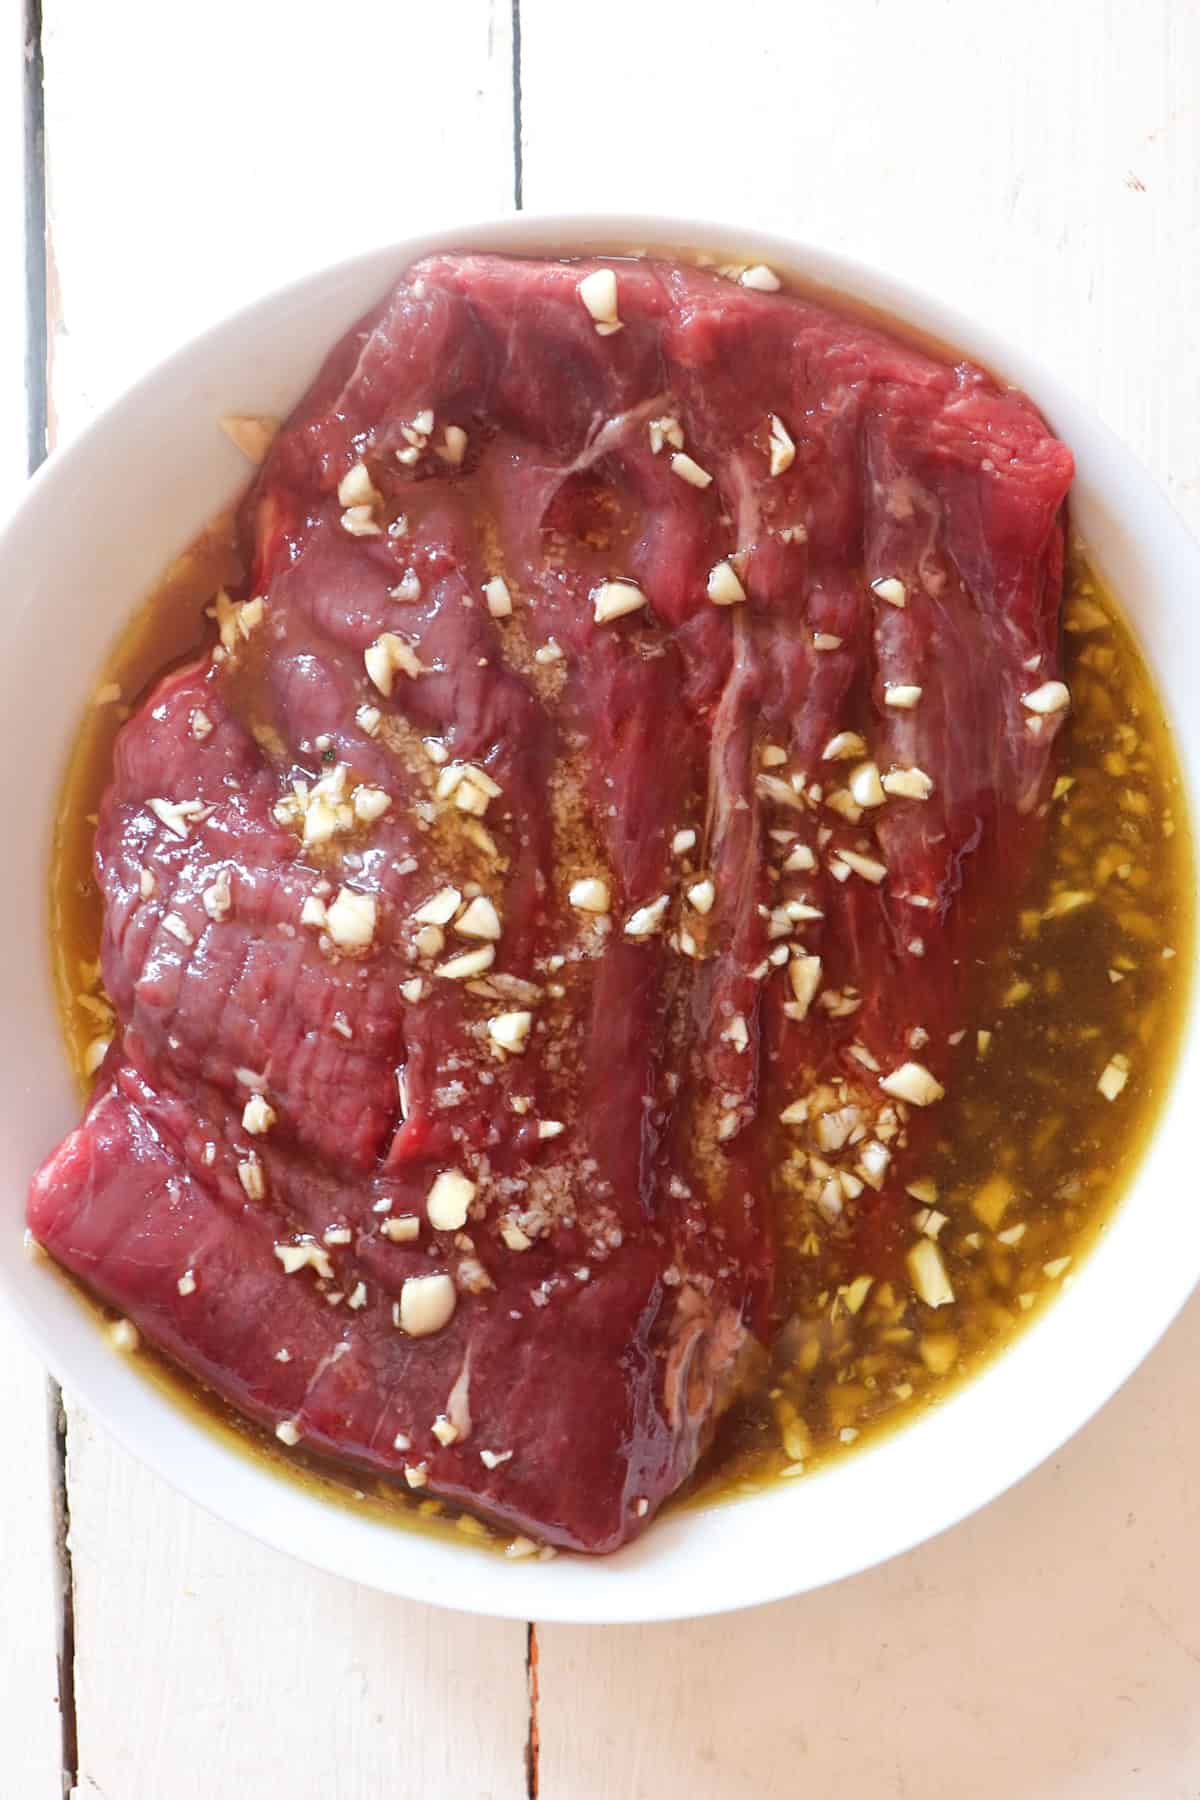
left=23, top=1, right=78, bottom=1794
left=22, top=0, right=46, bottom=476
left=31, top=1, right=535, bottom=1795
left=526, top=1618, right=540, bottom=1799
left=511, top=10, right=538, bottom=1795
left=510, top=0, right=525, bottom=211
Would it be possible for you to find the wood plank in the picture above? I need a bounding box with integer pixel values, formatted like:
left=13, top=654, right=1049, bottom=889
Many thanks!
left=34, top=0, right=1200, bottom=1792
left=65, top=1410, right=530, bottom=1800
left=41, top=4, right=528, bottom=1795
left=0, top=1345, right=63, bottom=1800
left=524, top=2, right=1200, bottom=1794
left=520, top=0, right=1200, bottom=507
left=44, top=0, right=519, bottom=441
left=535, top=1301, right=1200, bottom=1800
left=0, top=1, right=75, bottom=1792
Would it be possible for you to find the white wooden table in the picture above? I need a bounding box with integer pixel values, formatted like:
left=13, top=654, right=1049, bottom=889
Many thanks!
left=4, top=3, right=1200, bottom=1793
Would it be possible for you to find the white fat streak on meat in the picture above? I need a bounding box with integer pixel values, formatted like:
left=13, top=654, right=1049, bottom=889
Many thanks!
left=301, top=1336, right=355, bottom=1407
left=782, top=572, right=866, bottom=778
left=870, top=580, right=944, bottom=931
left=444, top=1346, right=473, bottom=1441
left=719, top=449, right=866, bottom=779
left=695, top=613, right=766, bottom=1136
left=662, top=1283, right=748, bottom=1441
left=729, top=446, right=762, bottom=564
left=684, top=454, right=775, bottom=1132
left=355, top=252, right=671, bottom=478
left=565, top=390, right=676, bottom=473
left=458, top=389, right=677, bottom=600
left=866, top=422, right=1066, bottom=813
left=300, top=275, right=482, bottom=481
left=861, top=449, right=952, bottom=980
left=848, top=422, right=1063, bottom=1064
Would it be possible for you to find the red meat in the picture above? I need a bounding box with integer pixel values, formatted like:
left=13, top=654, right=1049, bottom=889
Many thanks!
left=28, top=254, right=1072, bottom=1551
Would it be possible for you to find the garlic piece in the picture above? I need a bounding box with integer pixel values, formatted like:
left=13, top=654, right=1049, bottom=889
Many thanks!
left=484, top=576, right=513, bottom=618
left=381, top=1215, right=420, bottom=1244
left=849, top=761, right=886, bottom=808
left=787, top=954, right=822, bottom=1018
left=1021, top=680, right=1071, bottom=716
left=398, top=1272, right=458, bottom=1337
left=624, top=896, right=670, bottom=939
left=884, top=684, right=923, bottom=709
left=838, top=849, right=887, bottom=885
left=325, top=887, right=377, bottom=951
left=364, top=632, right=425, bottom=696
left=435, top=944, right=495, bottom=981
left=456, top=896, right=503, bottom=940
left=426, top=1170, right=477, bottom=1232
left=577, top=267, right=622, bottom=333
left=202, top=871, right=232, bottom=921
left=670, top=452, right=713, bottom=489
left=337, top=460, right=381, bottom=509
left=353, top=785, right=392, bottom=823
left=706, top=560, right=746, bottom=606
left=879, top=1061, right=945, bottom=1106
left=768, top=414, right=795, bottom=477
left=341, top=505, right=381, bottom=537
left=1098, top=1053, right=1130, bottom=1101
left=908, top=1239, right=955, bottom=1308
left=273, top=1240, right=333, bottom=1279
left=871, top=577, right=907, bottom=608
left=593, top=580, right=648, bottom=625
left=413, top=886, right=463, bottom=927
left=648, top=416, right=684, bottom=454
left=488, top=1010, right=533, bottom=1055
left=241, top=1094, right=276, bottom=1136
left=569, top=877, right=610, bottom=914
left=437, top=425, right=468, bottom=466
left=220, top=415, right=278, bottom=465
left=740, top=264, right=782, bottom=292
left=821, top=731, right=867, bottom=762
left=881, top=767, right=934, bottom=801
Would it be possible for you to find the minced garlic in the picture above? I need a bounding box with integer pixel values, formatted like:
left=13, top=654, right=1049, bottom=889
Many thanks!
left=907, top=1239, right=955, bottom=1308
left=426, top=1170, right=476, bottom=1232
left=577, top=267, right=622, bottom=334
left=879, top=1061, right=945, bottom=1106
left=398, top=1272, right=457, bottom=1337
left=593, top=579, right=648, bottom=625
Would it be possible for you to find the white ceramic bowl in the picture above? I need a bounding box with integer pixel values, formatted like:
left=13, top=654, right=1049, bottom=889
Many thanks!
left=1, top=215, right=1196, bottom=1625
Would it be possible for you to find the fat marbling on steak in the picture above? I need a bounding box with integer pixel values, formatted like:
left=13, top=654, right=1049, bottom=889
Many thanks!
left=28, top=254, right=1073, bottom=1552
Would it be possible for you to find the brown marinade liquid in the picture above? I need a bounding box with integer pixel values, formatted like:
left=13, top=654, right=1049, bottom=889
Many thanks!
left=51, top=535, right=1192, bottom=1544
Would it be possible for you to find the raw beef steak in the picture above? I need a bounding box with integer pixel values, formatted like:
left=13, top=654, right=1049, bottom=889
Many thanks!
left=29, top=254, right=1073, bottom=1551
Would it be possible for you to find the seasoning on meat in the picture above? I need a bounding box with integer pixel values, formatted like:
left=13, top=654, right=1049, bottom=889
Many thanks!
left=28, top=251, right=1077, bottom=1554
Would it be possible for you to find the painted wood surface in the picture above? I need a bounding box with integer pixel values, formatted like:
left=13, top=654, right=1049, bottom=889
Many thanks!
left=11, top=0, right=1200, bottom=1793
left=0, top=3, right=74, bottom=1794
left=38, top=5, right=527, bottom=1797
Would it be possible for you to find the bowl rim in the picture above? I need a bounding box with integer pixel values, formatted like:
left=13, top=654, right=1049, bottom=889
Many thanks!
left=3, top=209, right=1197, bottom=1625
